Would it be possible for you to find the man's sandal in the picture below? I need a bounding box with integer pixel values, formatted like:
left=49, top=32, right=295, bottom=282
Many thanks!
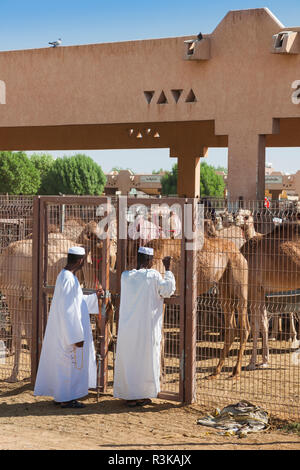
left=126, top=398, right=152, bottom=407
left=126, top=400, right=138, bottom=407
left=61, top=400, right=86, bottom=408
left=136, top=399, right=152, bottom=406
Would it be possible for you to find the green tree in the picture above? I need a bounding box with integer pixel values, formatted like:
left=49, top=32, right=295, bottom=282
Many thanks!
left=42, top=154, right=106, bottom=195
left=200, top=162, right=225, bottom=197
left=159, top=162, right=225, bottom=197
left=29, top=153, right=54, bottom=194
left=0, top=151, right=41, bottom=194
left=161, top=163, right=178, bottom=195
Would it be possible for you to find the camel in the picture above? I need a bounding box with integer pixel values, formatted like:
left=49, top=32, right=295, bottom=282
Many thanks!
left=0, top=218, right=115, bottom=382
left=147, top=224, right=250, bottom=379
left=235, top=209, right=300, bottom=349
left=218, top=208, right=300, bottom=355
left=234, top=209, right=264, bottom=243
left=77, top=219, right=117, bottom=272
left=207, top=209, right=246, bottom=249
left=240, top=219, right=300, bottom=369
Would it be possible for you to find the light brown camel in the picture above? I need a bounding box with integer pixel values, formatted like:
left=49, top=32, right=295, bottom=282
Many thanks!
left=214, top=210, right=247, bottom=249
left=148, top=226, right=250, bottom=379
left=234, top=209, right=264, bottom=243
left=240, top=220, right=300, bottom=369
left=220, top=208, right=299, bottom=354
left=78, top=219, right=117, bottom=270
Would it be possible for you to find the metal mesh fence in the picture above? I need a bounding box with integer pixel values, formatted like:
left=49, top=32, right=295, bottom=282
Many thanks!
left=0, top=194, right=299, bottom=420
left=40, top=199, right=113, bottom=392
left=161, top=302, right=182, bottom=396
left=195, top=199, right=300, bottom=420
left=0, top=196, right=33, bottom=382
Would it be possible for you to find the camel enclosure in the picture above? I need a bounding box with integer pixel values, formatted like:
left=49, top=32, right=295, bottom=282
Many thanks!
left=0, top=195, right=299, bottom=422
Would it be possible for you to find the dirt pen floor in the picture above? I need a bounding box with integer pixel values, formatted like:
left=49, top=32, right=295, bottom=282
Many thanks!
left=0, top=352, right=300, bottom=451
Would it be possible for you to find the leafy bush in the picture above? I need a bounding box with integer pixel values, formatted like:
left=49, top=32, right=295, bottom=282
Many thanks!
left=42, top=154, right=106, bottom=195
left=0, top=151, right=41, bottom=195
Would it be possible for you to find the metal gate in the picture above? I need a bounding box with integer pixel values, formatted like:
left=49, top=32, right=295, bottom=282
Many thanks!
left=32, top=195, right=190, bottom=402
left=116, top=197, right=189, bottom=402
left=32, top=196, right=112, bottom=394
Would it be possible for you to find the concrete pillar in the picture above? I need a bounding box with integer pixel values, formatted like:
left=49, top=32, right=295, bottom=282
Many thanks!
left=172, top=146, right=208, bottom=198
left=177, top=156, right=200, bottom=198
left=227, top=133, right=266, bottom=202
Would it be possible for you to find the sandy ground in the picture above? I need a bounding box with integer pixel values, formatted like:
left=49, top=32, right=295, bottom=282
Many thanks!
left=0, top=380, right=299, bottom=451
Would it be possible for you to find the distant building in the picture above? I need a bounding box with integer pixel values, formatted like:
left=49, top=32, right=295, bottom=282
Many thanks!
left=265, top=163, right=300, bottom=200
left=215, top=164, right=300, bottom=200
left=104, top=170, right=163, bottom=196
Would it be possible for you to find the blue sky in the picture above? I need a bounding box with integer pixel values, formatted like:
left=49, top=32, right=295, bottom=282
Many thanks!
left=1, top=0, right=300, bottom=174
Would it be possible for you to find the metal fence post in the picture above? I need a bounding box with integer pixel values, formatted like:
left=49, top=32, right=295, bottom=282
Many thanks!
left=98, top=198, right=111, bottom=394
left=31, top=196, right=40, bottom=385
left=184, top=199, right=198, bottom=404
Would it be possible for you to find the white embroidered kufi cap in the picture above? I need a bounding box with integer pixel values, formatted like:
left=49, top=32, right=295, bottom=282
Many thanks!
left=138, top=246, right=154, bottom=256
left=68, top=246, right=86, bottom=255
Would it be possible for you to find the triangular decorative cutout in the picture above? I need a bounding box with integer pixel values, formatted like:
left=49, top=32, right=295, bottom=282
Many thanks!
left=157, top=90, right=168, bottom=104
left=144, top=90, right=155, bottom=104
left=185, top=89, right=197, bottom=103
left=171, top=89, right=183, bottom=103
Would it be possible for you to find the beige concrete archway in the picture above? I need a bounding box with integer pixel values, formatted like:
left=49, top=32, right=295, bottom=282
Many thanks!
left=1, top=8, right=300, bottom=200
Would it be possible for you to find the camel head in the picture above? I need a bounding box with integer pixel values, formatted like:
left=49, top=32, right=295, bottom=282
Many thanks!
left=234, top=209, right=253, bottom=228
left=204, top=219, right=217, bottom=237
left=219, top=210, right=235, bottom=228
left=214, top=215, right=223, bottom=231
left=76, top=220, right=103, bottom=250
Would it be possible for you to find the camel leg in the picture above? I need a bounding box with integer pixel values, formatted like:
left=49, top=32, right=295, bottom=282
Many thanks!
left=230, top=262, right=250, bottom=378
left=223, top=257, right=249, bottom=379
left=232, top=300, right=250, bottom=377
left=270, top=314, right=278, bottom=340
left=206, top=301, right=235, bottom=379
left=270, top=314, right=283, bottom=341
left=288, top=313, right=297, bottom=343
left=246, top=286, right=260, bottom=370
left=8, top=298, right=22, bottom=382
left=258, top=305, right=269, bottom=367
left=247, top=286, right=269, bottom=370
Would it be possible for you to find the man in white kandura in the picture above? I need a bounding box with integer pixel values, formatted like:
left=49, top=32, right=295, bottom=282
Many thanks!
left=114, top=246, right=176, bottom=407
left=34, top=246, right=103, bottom=408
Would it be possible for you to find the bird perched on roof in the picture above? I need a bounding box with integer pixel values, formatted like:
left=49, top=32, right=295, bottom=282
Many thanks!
left=49, top=38, right=62, bottom=48
left=184, top=32, right=204, bottom=55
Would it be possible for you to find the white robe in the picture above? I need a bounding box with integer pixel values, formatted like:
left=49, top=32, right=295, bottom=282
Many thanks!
left=113, top=268, right=176, bottom=400
left=34, top=269, right=99, bottom=402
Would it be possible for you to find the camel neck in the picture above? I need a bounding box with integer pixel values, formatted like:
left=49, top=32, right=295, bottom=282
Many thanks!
left=244, top=224, right=257, bottom=240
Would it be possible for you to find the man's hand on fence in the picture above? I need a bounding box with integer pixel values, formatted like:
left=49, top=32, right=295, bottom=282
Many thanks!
left=96, top=286, right=105, bottom=299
